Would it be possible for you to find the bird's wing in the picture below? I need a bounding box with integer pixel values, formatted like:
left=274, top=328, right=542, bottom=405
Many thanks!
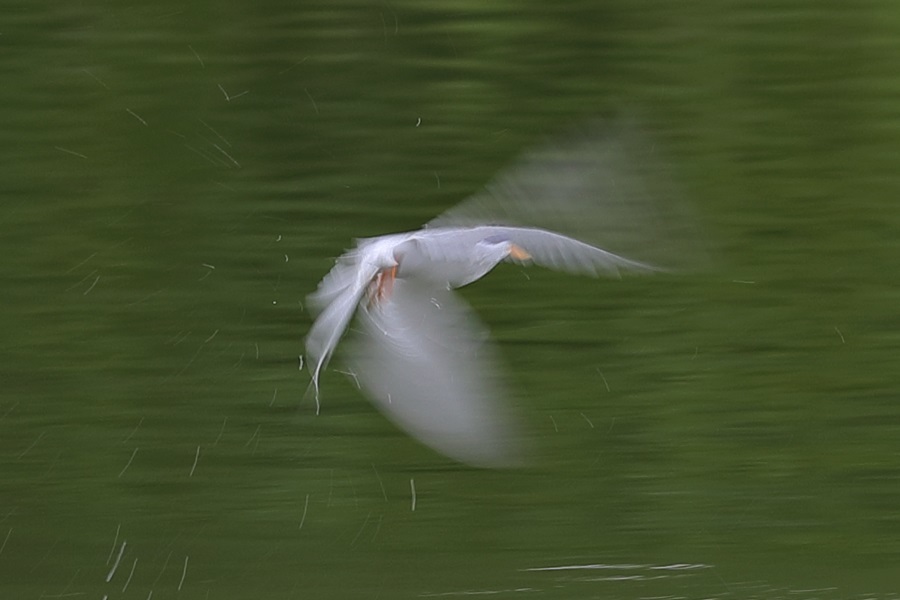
left=305, top=251, right=378, bottom=403
left=307, top=249, right=364, bottom=311
left=347, top=278, right=523, bottom=467
left=412, top=226, right=661, bottom=279
left=427, top=118, right=707, bottom=271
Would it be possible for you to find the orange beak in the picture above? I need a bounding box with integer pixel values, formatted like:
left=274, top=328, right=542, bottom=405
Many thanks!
left=508, top=244, right=531, bottom=261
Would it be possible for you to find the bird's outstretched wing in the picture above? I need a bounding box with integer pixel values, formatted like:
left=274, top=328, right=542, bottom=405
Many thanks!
left=347, top=278, right=523, bottom=467
left=409, top=225, right=662, bottom=280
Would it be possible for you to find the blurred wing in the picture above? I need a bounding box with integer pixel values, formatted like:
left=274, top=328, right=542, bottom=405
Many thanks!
left=410, top=226, right=661, bottom=279
left=305, top=250, right=378, bottom=400
left=347, top=279, right=522, bottom=467
left=307, top=248, right=365, bottom=311
left=428, top=118, right=708, bottom=271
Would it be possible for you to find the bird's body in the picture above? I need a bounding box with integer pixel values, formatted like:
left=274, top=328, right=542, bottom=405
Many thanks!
left=302, top=119, right=696, bottom=466
left=305, top=224, right=659, bottom=466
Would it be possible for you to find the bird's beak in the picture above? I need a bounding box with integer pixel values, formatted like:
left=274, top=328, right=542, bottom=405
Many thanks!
left=508, top=244, right=531, bottom=261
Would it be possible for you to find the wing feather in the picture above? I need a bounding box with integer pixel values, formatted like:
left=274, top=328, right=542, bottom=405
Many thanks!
left=305, top=252, right=378, bottom=406
left=413, top=225, right=661, bottom=280
left=347, top=279, right=523, bottom=467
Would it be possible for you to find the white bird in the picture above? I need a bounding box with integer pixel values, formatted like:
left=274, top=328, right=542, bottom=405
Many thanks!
left=304, top=121, right=691, bottom=467
left=305, top=225, right=659, bottom=466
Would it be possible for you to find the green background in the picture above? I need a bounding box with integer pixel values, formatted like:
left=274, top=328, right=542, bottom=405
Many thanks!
left=2, top=1, right=899, bottom=598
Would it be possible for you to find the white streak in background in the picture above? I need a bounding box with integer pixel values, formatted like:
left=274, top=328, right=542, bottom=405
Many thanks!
left=105, top=540, right=126, bottom=582
left=523, top=562, right=711, bottom=572
left=409, top=479, right=417, bottom=512
left=54, top=146, right=88, bottom=159
left=327, top=469, right=334, bottom=507
left=269, top=389, right=278, bottom=407
left=580, top=412, right=594, bottom=428
left=549, top=416, right=558, bottom=433
left=213, top=143, right=240, bottom=168
left=371, top=513, right=383, bottom=542
left=65, top=269, right=98, bottom=292
left=199, top=119, right=228, bottom=146
left=347, top=474, right=359, bottom=508
left=597, top=369, right=611, bottom=392
left=118, top=448, right=138, bottom=478
left=17, top=431, right=45, bottom=458
left=184, top=143, right=219, bottom=166
left=350, top=512, right=371, bottom=546
left=82, top=69, right=110, bottom=89
left=835, top=326, right=845, bottom=343
left=525, top=563, right=646, bottom=571
left=105, top=524, right=120, bottom=565
left=371, top=464, right=388, bottom=502
left=0, top=401, right=19, bottom=420
left=245, top=425, right=260, bottom=447
left=171, top=345, right=203, bottom=379
left=304, top=88, right=319, bottom=115
left=277, top=57, right=308, bottom=75
left=83, top=274, right=100, bottom=295
left=649, top=563, right=712, bottom=570
left=65, top=252, right=97, bottom=274
left=122, top=557, right=138, bottom=592
left=0, top=528, right=11, bottom=556
left=151, top=551, right=172, bottom=587
left=188, top=45, right=205, bottom=67
left=121, top=417, right=144, bottom=444
left=217, top=84, right=248, bottom=102
left=178, top=556, right=189, bottom=591
left=169, top=330, right=191, bottom=346
left=125, top=109, right=147, bottom=126
left=298, top=494, right=310, bottom=530
left=419, top=589, right=538, bottom=597
left=214, top=417, right=227, bottom=446
left=189, top=446, right=200, bottom=477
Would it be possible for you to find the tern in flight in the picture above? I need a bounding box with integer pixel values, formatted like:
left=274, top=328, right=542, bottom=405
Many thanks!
left=304, top=122, right=685, bottom=466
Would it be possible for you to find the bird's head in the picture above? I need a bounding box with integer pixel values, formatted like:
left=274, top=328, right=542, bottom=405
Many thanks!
left=479, top=235, right=531, bottom=265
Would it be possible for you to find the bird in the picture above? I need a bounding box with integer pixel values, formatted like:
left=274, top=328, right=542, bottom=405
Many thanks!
left=304, top=120, right=691, bottom=466
left=305, top=224, right=660, bottom=467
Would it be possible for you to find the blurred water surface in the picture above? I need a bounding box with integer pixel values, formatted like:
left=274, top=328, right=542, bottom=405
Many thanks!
left=2, top=2, right=900, bottom=598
